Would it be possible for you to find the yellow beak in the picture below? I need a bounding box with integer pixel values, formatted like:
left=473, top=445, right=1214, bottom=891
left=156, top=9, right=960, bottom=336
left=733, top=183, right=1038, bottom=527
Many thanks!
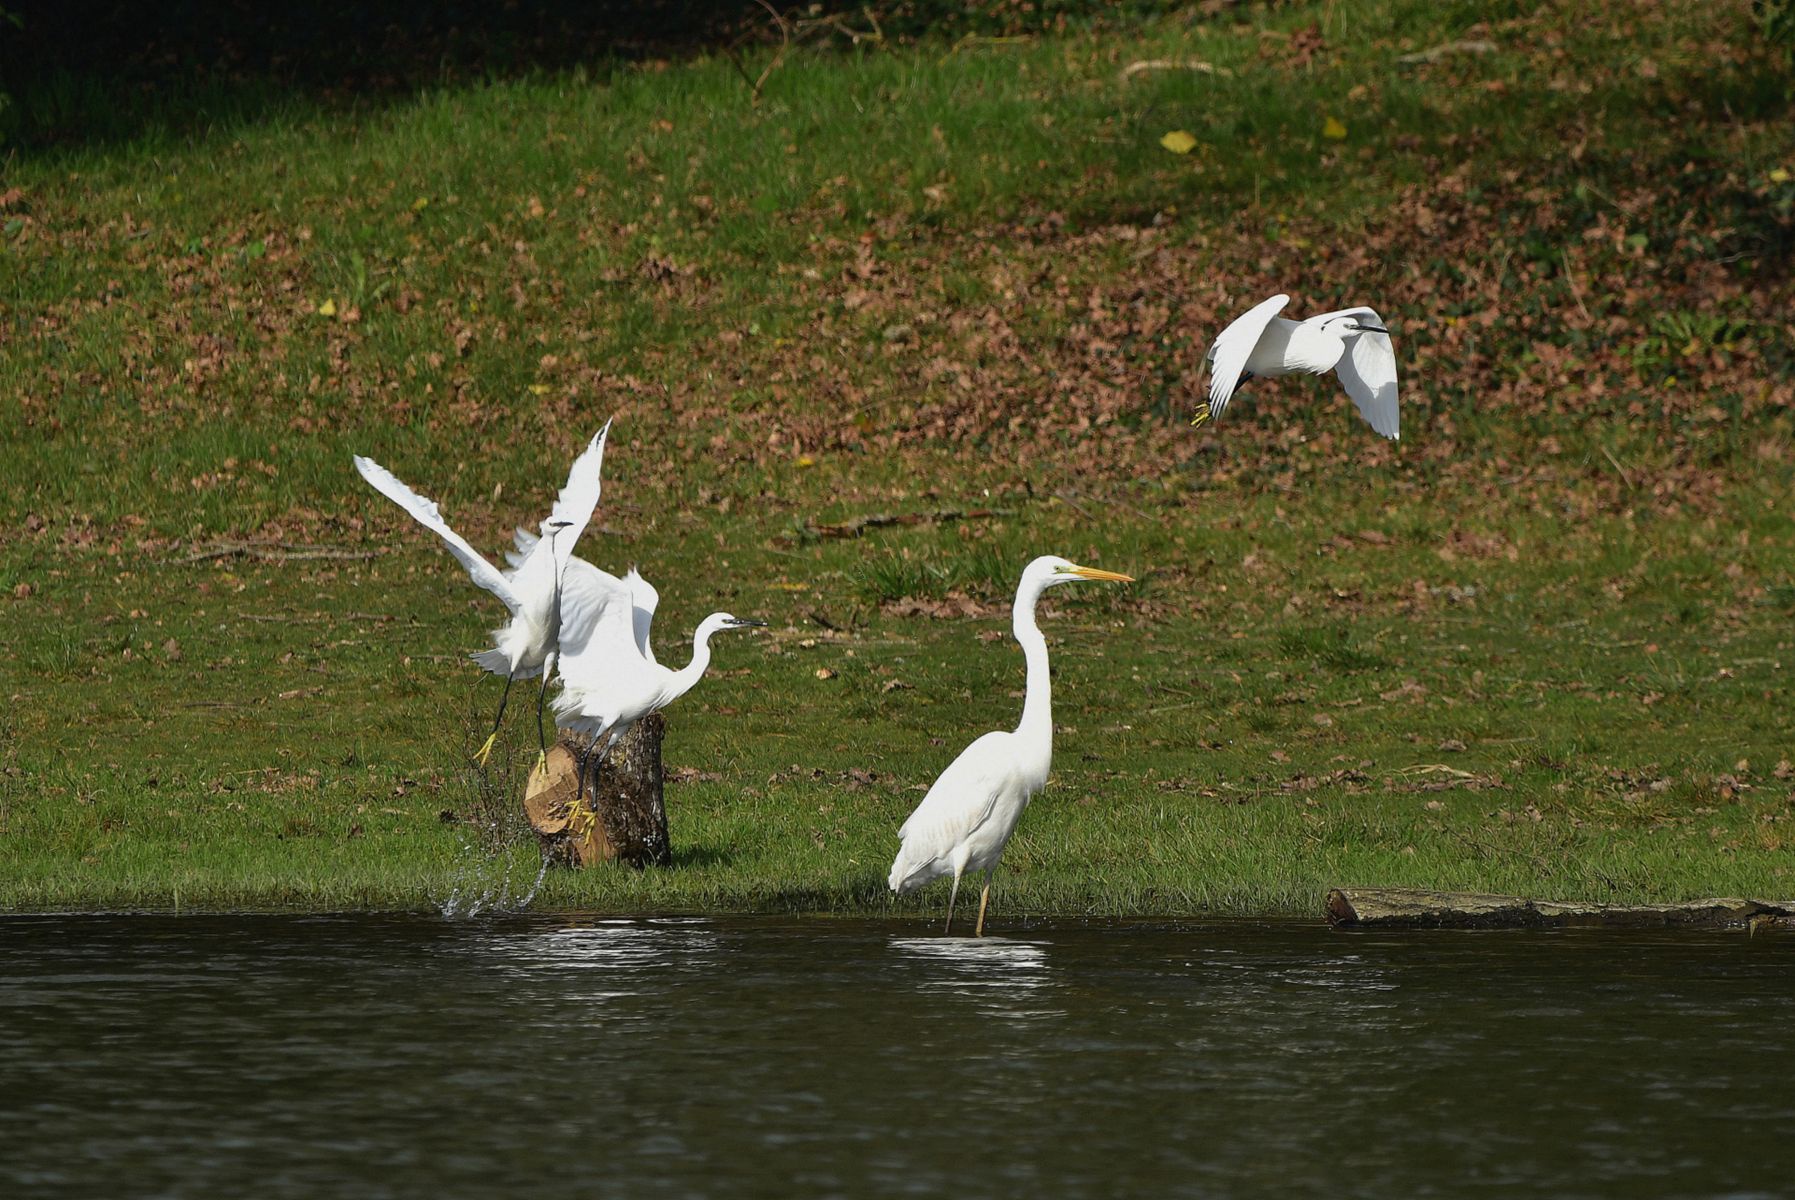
left=1067, top=564, right=1135, bottom=583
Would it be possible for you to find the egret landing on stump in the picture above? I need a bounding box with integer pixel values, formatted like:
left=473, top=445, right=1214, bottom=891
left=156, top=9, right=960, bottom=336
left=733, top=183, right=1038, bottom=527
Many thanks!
left=352, top=420, right=613, bottom=770
left=552, top=555, right=765, bottom=816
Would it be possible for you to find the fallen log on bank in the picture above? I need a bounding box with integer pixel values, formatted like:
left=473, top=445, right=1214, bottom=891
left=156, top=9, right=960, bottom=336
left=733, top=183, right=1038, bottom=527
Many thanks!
left=1326, top=888, right=1795, bottom=931
left=523, top=714, right=670, bottom=868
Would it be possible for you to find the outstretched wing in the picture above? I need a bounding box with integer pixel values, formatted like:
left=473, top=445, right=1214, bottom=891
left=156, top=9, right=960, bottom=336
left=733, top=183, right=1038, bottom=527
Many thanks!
left=539, top=419, right=613, bottom=548
left=1310, top=306, right=1399, bottom=439
left=623, top=568, right=660, bottom=665
left=1206, top=293, right=1290, bottom=418
left=353, top=455, right=521, bottom=614
left=555, top=557, right=654, bottom=690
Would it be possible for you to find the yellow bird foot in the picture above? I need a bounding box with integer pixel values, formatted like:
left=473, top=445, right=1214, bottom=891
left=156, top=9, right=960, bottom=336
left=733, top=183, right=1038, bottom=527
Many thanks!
left=568, top=798, right=599, bottom=844
left=1189, top=406, right=1212, bottom=429
left=472, top=731, right=499, bottom=767
left=534, top=749, right=550, bottom=777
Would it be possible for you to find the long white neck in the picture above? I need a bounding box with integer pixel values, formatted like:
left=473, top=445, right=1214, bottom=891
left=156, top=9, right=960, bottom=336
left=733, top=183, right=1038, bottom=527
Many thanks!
left=665, top=623, right=717, bottom=703
left=1013, top=575, right=1053, bottom=752
left=545, top=537, right=571, bottom=644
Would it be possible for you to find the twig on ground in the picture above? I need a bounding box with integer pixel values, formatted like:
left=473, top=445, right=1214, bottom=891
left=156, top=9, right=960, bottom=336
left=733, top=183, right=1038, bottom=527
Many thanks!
left=1051, top=491, right=1095, bottom=521
left=1108, top=494, right=1157, bottom=522
left=1120, top=59, right=1229, bottom=81
left=1392, top=763, right=1477, bottom=779
left=1601, top=444, right=1636, bottom=490
left=944, top=33, right=1034, bottom=61
left=182, top=541, right=377, bottom=564
left=1397, top=39, right=1498, bottom=65
left=1562, top=247, right=1593, bottom=323
left=792, top=507, right=1010, bottom=540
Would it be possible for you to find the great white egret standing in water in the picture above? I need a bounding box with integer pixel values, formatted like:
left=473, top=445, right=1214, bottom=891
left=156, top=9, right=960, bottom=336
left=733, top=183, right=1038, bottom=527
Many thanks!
left=552, top=556, right=765, bottom=800
left=1203, top=293, right=1400, bottom=439
left=352, top=419, right=612, bottom=767
left=888, top=555, right=1134, bottom=936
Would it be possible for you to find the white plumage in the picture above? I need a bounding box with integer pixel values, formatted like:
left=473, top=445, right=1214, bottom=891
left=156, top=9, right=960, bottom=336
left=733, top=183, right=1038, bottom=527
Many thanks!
left=1204, top=294, right=1401, bottom=439
left=889, top=555, right=1133, bottom=936
left=352, top=419, right=611, bottom=763
left=552, top=556, right=762, bottom=790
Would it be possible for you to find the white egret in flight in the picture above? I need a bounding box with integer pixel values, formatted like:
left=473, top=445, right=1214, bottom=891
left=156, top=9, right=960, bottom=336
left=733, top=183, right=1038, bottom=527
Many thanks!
left=552, top=557, right=765, bottom=798
left=888, top=556, right=1133, bottom=937
left=352, top=419, right=612, bottom=767
left=1203, top=294, right=1400, bottom=439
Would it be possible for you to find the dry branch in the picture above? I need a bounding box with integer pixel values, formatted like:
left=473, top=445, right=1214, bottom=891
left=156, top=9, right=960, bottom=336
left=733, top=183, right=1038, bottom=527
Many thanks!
left=722, top=0, right=791, bottom=105
left=1397, top=39, right=1498, bottom=65
left=1120, top=59, right=1229, bottom=80
left=796, top=506, right=1010, bottom=540
left=947, top=34, right=1035, bottom=56
left=792, top=6, right=882, bottom=45
left=182, top=541, right=376, bottom=564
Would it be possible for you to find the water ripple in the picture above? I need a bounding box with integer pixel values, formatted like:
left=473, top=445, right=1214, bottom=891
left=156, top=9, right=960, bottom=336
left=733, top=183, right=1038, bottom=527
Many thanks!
left=0, top=916, right=1789, bottom=1199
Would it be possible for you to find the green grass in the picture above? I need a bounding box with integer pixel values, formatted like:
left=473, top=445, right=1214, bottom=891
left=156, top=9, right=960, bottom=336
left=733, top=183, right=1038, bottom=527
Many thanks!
left=2, top=0, right=1793, bottom=916
left=4, top=488, right=1789, bottom=917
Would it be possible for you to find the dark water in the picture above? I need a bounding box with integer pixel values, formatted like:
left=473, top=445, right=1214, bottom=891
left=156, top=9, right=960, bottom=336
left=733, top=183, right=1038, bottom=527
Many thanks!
left=1, top=915, right=1791, bottom=1199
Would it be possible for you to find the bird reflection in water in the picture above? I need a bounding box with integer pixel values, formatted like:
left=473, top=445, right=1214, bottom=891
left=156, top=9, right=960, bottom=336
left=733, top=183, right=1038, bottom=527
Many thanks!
left=888, top=935, right=1062, bottom=1019
left=489, top=919, right=725, bottom=1025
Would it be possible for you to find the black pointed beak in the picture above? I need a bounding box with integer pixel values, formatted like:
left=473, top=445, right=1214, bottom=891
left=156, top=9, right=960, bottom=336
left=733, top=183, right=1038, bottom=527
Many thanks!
left=1351, top=323, right=1388, bottom=335
left=726, top=618, right=768, bottom=629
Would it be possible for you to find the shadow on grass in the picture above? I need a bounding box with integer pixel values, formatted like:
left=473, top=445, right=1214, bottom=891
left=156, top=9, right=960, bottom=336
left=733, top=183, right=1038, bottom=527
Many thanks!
left=0, top=0, right=771, bottom=152
left=0, top=0, right=1189, bottom=153
left=669, top=842, right=739, bottom=870
left=759, top=875, right=893, bottom=913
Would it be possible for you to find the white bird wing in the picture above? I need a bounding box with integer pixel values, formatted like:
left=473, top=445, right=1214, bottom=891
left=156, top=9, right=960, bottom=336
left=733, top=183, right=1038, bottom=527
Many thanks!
left=893, top=731, right=1018, bottom=879
left=1308, top=306, right=1400, bottom=439
left=505, top=527, right=538, bottom=569
left=353, top=455, right=522, bottom=614
left=1206, top=293, right=1290, bottom=418
left=539, top=419, right=613, bottom=546
left=624, top=568, right=660, bottom=665
left=554, top=558, right=656, bottom=691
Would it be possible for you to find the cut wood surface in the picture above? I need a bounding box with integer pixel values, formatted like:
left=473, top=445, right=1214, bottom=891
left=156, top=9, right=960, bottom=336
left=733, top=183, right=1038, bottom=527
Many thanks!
left=1327, top=888, right=1795, bottom=931
left=523, top=744, right=598, bottom=866
left=523, top=716, right=669, bottom=868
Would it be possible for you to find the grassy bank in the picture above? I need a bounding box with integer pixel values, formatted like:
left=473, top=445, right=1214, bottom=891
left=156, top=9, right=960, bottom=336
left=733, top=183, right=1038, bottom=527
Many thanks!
left=2, top=0, right=1792, bottom=916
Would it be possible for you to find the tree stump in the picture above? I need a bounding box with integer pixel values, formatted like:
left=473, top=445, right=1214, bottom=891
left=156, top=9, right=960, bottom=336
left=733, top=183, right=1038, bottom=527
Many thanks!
left=523, top=714, right=670, bottom=868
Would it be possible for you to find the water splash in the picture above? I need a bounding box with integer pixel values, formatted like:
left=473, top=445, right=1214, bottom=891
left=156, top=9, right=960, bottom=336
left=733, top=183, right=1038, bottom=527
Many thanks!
left=436, top=726, right=554, bottom=919
left=441, top=848, right=550, bottom=919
